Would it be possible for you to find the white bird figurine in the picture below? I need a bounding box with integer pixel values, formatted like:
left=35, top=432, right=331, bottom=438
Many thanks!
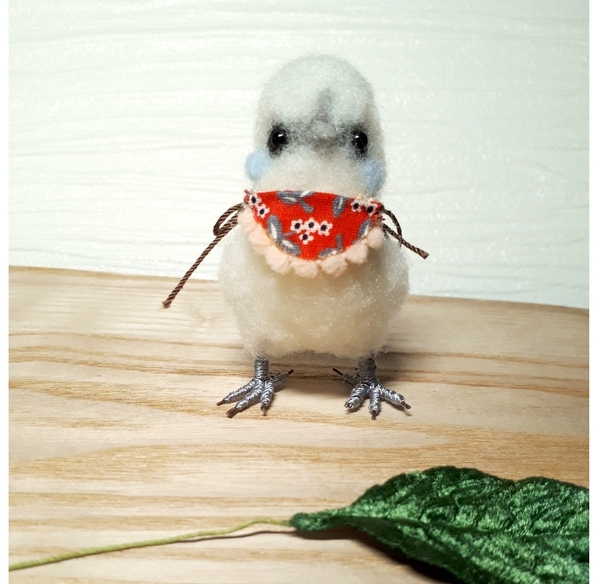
left=163, top=54, right=427, bottom=419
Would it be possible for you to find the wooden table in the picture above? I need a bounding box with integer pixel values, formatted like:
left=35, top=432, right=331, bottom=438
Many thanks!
left=9, top=267, right=589, bottom=583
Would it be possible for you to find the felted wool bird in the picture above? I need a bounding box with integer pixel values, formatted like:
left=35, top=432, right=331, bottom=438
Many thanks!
left=215, top=54, right=427, bottom=419
left=163, top=54, right=427, bottom=418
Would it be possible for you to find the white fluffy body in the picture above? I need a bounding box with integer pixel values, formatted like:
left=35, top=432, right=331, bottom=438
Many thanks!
left=219, top=54, right=409, bottom=360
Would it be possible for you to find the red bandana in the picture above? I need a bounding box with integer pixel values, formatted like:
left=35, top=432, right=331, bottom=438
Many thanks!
left=238, top=190, right=385, bottom=278
left=162, top=191, right=427, bottom=308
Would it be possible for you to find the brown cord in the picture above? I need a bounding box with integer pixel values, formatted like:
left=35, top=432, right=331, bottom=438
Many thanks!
left=163, top=200, right=426, bottom=309
left=381, top=207, right=429, bottom=259
left=162, top=203, right=243, bottom=308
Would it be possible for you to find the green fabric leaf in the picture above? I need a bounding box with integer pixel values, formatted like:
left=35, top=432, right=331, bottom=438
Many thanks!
left=290, top=467, right=588, bottom=584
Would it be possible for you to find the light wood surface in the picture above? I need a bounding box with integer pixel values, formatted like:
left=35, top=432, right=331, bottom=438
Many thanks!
left=9, top=266, right=588, bottom=583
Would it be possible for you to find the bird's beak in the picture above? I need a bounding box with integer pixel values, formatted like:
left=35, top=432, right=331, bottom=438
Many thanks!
left=308, top=119, right=337, bottom=149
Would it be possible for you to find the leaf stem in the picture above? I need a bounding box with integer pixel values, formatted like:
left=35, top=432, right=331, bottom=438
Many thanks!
left=9, top=518, right=292, bottom=572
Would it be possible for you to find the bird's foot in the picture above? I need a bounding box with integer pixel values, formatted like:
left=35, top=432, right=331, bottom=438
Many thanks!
left=217, top=357, right=292, bottom=418
left=334, top=356, right=410, bottom=420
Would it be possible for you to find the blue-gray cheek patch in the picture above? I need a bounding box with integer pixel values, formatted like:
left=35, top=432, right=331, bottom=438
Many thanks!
left=360, top=158, right=386, bottom=195
left=245, top=151, right=272, bottom=181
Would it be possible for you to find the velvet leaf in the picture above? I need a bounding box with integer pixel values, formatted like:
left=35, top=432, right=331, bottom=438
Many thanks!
left=289, top=466, right=588, bottom=584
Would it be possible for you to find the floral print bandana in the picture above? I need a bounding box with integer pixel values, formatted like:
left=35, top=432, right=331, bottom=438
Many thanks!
left=162, top=191, right=427, bottom=308
left=238, top=190, right=386, bottom=278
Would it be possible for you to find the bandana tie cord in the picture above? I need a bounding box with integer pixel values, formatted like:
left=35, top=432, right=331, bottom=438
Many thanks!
left=381, top=208, right=429, bottom=259
left=162, top=202, right=243, bottom=308
left=162, top=194, right=427, bottom=309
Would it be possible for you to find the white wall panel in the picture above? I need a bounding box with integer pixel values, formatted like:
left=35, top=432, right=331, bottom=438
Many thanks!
left=9, top=0, right=588, bottom=307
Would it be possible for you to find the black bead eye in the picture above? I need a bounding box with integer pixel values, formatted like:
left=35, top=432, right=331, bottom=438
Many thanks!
left=268, top=125, right=289, bottom=155
left=350, top=129, right=368, bottom=158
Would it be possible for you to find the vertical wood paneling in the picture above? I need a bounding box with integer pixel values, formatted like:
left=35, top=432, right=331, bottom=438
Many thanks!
left=9, top=1, right=588, bottom=307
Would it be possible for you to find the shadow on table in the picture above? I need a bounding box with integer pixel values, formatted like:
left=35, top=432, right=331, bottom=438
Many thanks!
left=294, top=526, right=464, bottom=584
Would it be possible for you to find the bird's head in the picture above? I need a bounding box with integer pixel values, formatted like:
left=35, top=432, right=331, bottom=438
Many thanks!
left=245, top=54, right=386, bottom=198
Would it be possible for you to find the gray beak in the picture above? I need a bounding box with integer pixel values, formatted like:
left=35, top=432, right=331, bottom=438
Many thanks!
left=308, top=119, right=337, bottom=147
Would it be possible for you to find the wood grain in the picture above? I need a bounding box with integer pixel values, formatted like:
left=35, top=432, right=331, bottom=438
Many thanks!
left=9, top=266, right=588, bottom=583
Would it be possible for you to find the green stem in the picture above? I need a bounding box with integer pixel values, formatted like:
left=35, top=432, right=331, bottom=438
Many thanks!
left=9, top=517, right=292, bottom=572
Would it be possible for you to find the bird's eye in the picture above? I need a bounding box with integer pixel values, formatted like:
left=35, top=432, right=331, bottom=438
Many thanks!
left=267, top=125, right=289, bottom=155
left=350, top=129, right=368, bottom=158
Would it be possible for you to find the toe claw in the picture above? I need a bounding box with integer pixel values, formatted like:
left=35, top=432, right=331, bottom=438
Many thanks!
left=334, top=368, right=360, bottom=386
left=381, top=387, right=410, bottom=410
left=260, top=385, right=274, bottom=411
left=344, top=397, right=359, bottom=410
left=369, top=405, right=381, bottom=420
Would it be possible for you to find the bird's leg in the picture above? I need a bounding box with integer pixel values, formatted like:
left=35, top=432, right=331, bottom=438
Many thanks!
left=335, top=356, right=410, bottom=420
left=217, top=357, right=292, bottom=418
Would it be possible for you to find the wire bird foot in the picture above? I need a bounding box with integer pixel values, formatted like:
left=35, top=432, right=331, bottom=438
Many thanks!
left=334, top=356, right=410, bottom=419
left=217, top=357, right=292, bottom=417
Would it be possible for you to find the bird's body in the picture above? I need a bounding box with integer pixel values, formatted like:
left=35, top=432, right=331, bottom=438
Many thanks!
left=217, top=54, right=413, bottom=418
left=219, top=185, right=409, bottom=362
